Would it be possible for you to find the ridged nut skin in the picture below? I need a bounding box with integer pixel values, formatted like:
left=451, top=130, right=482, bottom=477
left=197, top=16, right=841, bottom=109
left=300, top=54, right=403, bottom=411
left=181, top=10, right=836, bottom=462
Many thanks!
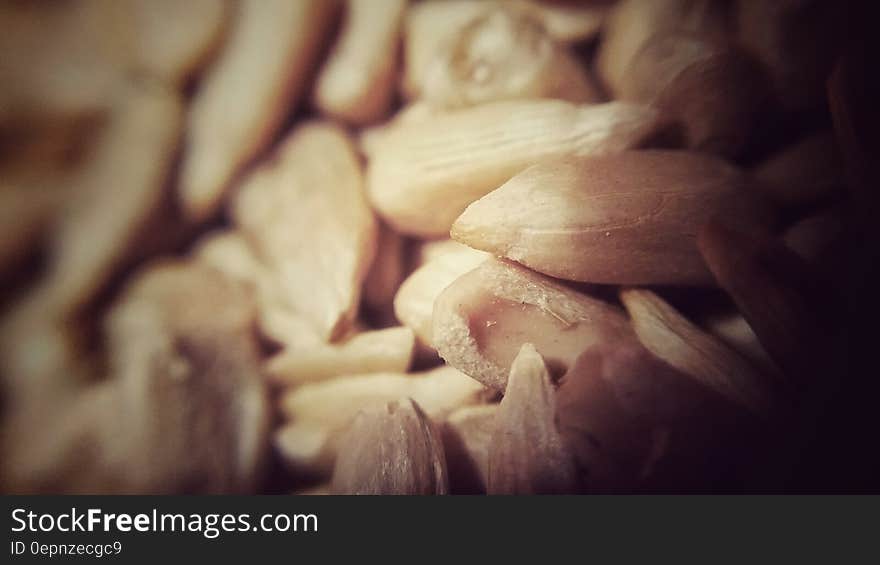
left=488, top=344, right=577, bottom=494
left=331, top=398, right=449, bottom=495
left=432, top=259, right=633, bottom=392
left=452, top=151, right=773, bottom=286
left=367, top=100, right=661, bottom=237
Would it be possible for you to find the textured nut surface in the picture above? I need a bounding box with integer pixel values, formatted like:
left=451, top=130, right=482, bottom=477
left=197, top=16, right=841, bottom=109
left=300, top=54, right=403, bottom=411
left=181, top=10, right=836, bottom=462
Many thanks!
left=488, top=344, right=576, bottom=494
left=179, top=0, right=337, bottom=220
left=433, top=259, right=633, bottom=391
left=452, top=151, right=771, bottom=285
left=232, top=122, right=377, bottom=342
left=314, top=0, right=406, bottom=125
left=367, top=100, right=660, bottom=237
left=331, top=398, right=449, bottom=495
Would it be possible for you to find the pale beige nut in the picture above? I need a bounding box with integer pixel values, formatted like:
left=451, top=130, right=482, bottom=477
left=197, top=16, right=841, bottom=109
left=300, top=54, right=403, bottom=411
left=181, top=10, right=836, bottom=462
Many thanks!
left=488, top=344, right=576, bottom=494
left=192, top=230, right=325, bottom=349
left=41, top=82, right=183, bottom=318
left=441, top=404, right=498, bottom=493
left=367, top=100, right=661, bottom=237
left=359, top=101, right=433, bottom=157
left=103, top=261, right=271, bottom=493
left=120, top=0, right=230, bottom=86
left=232, top=122, right=377, bottom=342
left=331, top=398, right=449, bottom=495
left=402, top=0, right=606, bottom=99
left=452, top=151, right=772, bottom=286
left=619, top=33, right=767, bottom=158
left=278, top=365, right=484, bottom=474
left=393, top=243, right=489, bottom=348
left=421, top=5, right=600, bottom=110
left=596, top=0, right=729, bottom=97
left=736, top=0, right=845, bottom=112
left=313, top=0, right=407, bottom=125
left=754, top=132, right=845, bottom=209
left=433, top=258, right=634, bottom=392
left=266, top=326, right=416, bottom=385
left=0, top=1, right=125, bottom=124
left=620, top=288, right=773, bottom=415
left=179, top=0, right=338, bottom=221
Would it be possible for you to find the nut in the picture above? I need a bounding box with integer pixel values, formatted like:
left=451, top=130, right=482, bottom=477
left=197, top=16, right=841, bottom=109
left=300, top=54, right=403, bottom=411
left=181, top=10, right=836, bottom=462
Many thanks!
left=367, top=100, right=661, bottom=237
left=433, top=258, right=633, bottom=392
left=452, top=151, right=773, bottom=285
left=331, top=398, right=449, bottom=495
left=441, top=403, right=498, bottom=494
left=314, top=0, right=406, bottom=125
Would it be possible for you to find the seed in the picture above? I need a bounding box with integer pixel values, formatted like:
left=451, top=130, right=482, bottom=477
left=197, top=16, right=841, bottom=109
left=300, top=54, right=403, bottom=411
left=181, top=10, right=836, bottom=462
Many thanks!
left=313, top=0, right=406, bottom=125
left=393, top=242, right=488, bottom=348
left=442, top=404, right=498, bottom=494
left=452, top=151, right=773, bottom=285
left=620, top=288, right=773, bottom=415
left=488, top=344, right=576, bottom=494
left=421, top=6, right=599, bottom=110
left=432, top=258, right=633, bottom=392
left=266, top=326, right=416, bottom=385
left=367, top=100, right=661, bottom=237
left=232, top=122, right=377, bottom=342
left=331, top=398, right=449, bottom=495
left=179, top=0, right=337, bottom=221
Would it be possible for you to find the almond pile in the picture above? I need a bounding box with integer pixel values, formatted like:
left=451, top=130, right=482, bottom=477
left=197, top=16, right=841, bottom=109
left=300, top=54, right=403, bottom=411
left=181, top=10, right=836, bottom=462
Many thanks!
left=0, top=0, right=860, bottom=494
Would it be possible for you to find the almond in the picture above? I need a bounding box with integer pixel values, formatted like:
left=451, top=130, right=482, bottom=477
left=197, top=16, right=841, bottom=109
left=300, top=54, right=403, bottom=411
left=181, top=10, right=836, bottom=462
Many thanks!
left=266, top=326, right=415, bottom=385
left=488, top=344, right=576, bottom=494
left=620, top=288, right=773, bottom=415
left=367, top=100, right=661, bottom=237
left=313, top=0, right=406, bottom=125
left=179, top=0, right=338, bottom=221
left=432, top=258, right=633, bottom=391
left=232, top=122, right=377, bottom=342
left=452, top=151, right=772, bottom=285
left=421, top=5, right=600, bottom=110
left=331, top=398, right=449, bottom=495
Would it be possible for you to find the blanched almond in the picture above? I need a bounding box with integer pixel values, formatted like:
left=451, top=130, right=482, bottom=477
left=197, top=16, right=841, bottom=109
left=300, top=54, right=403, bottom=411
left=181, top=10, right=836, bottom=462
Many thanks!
left=488, top=344, right=576, bottom=494
left=367, top=100, right=661, bottom=237
left=179, top=0, right=337, bottom=221
left=620, top=33, right=767, bottom=158
left=433, top=259, right=633, bottom=391
left=452, top=151, right=772, bottom=285
left=394, top=244, right=489, bottom=348
left=442, top=404, right=498, bottom=493
left=331, top=398, right=449, bottom=494
left=421, top=5, right=599, bottom=110
left=620, top=288, right=773, bottom=415
left=274, top=423, right=334, bottom=476
left=232, top=122, right=377, bottom=342
left=313, top=0, right=406, bottom=125
left=266, top=326, right=415, bottom=385
left=596, top=0, right=729, bottom=97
